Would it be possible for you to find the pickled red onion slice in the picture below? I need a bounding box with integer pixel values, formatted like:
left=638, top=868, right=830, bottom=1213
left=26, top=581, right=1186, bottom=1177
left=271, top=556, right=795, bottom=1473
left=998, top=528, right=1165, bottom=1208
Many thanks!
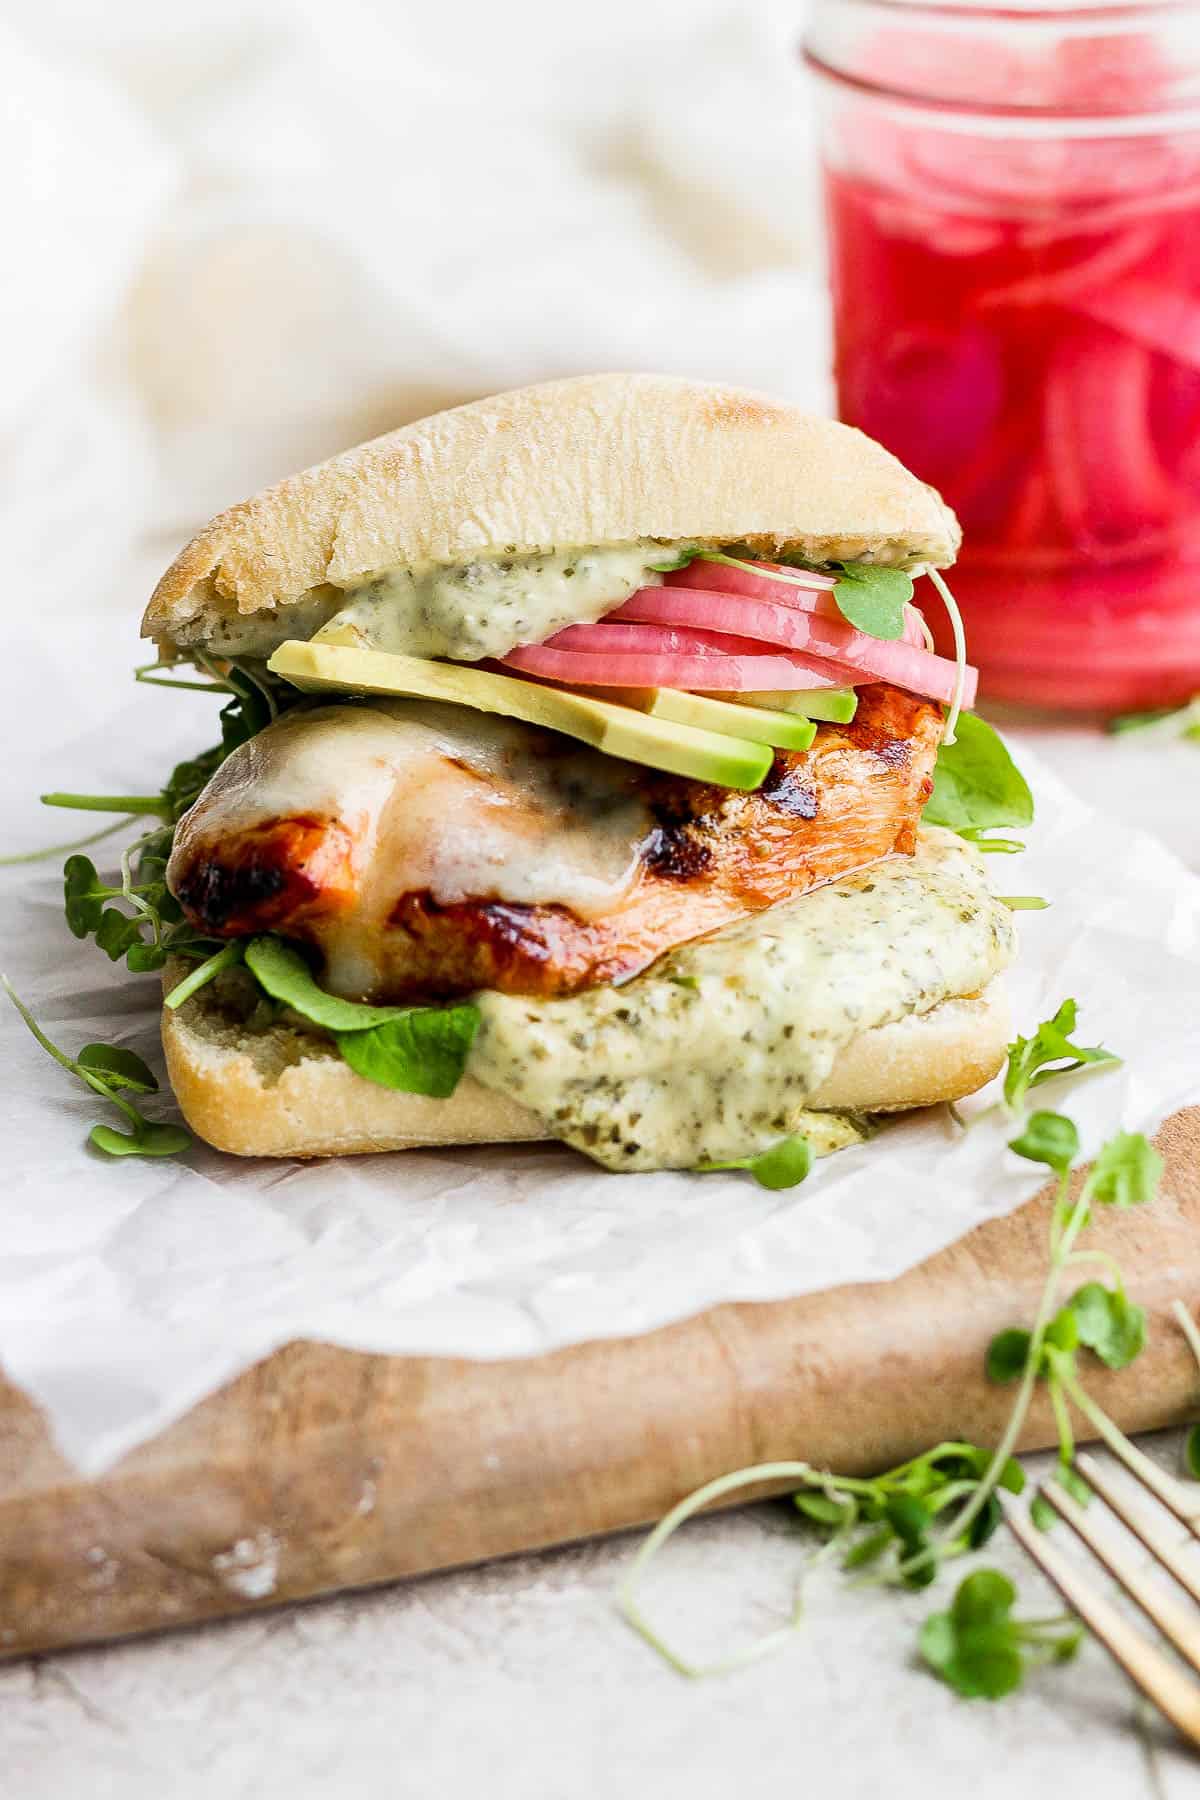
left=599, top=590, right=972, bottom=707
left=504, top=615, right=974, bottom=709
left=501, top=636, right=859, bottom=693
left=642, top=579, right=927, bottom=645
left=978, top=228, right=1158, bottom=313
left=1044, top=328, right=1176, bottom=546
left=1071, top=278, right=1200, bottom=373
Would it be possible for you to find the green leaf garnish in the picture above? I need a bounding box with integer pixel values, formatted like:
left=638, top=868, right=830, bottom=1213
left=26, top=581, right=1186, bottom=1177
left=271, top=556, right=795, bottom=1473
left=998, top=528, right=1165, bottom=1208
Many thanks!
left=162, top=941, right=245, bottom=1011
left=1085, top=1129, right=1163, bottom=1209
left=998, top=896, right=1049, bottom=911
left=244, top=936, right=478, bottom=1097
left=1067, top=1282, right=1146, bottom=1371
left=699, top=1133, right=813, bottom=1190
left=919, top=1571, right=1080, bottom=1700
left=1030, top=1494, right=1057, bottom=1533
left=2, top=974, right=190, bottom=1159
left=1002, top=999, right=1120, bottom=1119
left=793, top=1492, right=854, bottom=1528
left=89, top=1120, right=193, bottom=1158
left=244, top=937, right=421, bottom=1032
left=76, top=1042, right=159, bottom=1093
left=336, top=1009, right=481, bottom=1099
left=985, top=1329, right=1032, bottom=1385
left=830, top=563, right=913, bottom=641
left=923, top=712, right=1033, bottom=849
left=1008, top=1109, right=1079, bottom=1178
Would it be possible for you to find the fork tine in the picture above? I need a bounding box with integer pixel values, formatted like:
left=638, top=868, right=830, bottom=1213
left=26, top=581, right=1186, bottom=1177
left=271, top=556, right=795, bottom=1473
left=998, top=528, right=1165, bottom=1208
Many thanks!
left=1006, top=1499, right=1200, bottom=1746
left=1074, top=1405, right=1200, bottom=1536
left=1076, top=1452, right=1200, bottom=1607
left=1040, top=1476, right=1200, bottom=1671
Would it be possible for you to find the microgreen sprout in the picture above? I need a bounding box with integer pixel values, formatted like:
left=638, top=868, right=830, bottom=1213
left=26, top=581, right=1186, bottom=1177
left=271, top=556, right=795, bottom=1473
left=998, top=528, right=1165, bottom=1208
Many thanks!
left=829, top=563, right=913, bottom=643
left=920, top=1570, right=1082, bottom=1700
left=620, top=1005, right=1166, bottom=1703
left=900, top=1119, right=1161, bottom=1574
left=0, top=814, right=142, bottom=869
left=617, top=1442, right=1022, bottom=1678
left=2, top=975, right=190, bottom=1158
left=924, top=566, right=967, bottom=747
left=697, top=1134, right=813, bottom=1191
left=1002, top=999, right=1121, bottom=1121
left=163, top=941, right=245, bottom=1010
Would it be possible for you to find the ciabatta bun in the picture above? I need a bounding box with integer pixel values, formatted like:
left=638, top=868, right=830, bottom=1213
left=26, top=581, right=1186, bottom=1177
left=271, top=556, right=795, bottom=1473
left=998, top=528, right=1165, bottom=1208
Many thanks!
left=160, top=968, right=1007, bottom=1162
left=142, top=373, right=959, bottom=654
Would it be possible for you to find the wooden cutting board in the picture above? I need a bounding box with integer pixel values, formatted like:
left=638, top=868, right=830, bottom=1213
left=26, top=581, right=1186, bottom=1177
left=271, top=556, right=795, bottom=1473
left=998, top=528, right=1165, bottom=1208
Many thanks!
left=3, top=1108, right=1199, bottom=1661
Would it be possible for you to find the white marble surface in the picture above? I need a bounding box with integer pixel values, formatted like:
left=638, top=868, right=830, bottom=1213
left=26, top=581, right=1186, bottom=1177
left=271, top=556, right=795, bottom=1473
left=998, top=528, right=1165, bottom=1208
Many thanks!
left=5, top=719, right=1200, bottom=1797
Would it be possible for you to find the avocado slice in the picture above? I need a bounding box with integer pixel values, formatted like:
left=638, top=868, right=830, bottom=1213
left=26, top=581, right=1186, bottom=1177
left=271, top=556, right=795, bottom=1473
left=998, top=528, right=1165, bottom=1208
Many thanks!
left=702, top=686, right=859, bottom=724
left=603, top=686, right=816, bottom=751
left=267, top=641, right=774, bottom=790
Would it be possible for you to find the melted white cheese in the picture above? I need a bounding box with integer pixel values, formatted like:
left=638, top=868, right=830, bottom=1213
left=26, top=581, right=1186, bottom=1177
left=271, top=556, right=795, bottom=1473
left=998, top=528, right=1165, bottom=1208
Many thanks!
left=467, top=830, right=1015, bottom=1171
left=168, top=700, right=655, bottom=995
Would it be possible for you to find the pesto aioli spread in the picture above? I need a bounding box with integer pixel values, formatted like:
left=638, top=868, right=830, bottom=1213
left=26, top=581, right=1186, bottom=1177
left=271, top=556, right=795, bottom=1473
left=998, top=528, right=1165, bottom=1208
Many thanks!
left=313, top=543, right=666, bottom=661
left=188, top=543, right=672, bottom=661
left=467, top=830, right=1014, bottom=1172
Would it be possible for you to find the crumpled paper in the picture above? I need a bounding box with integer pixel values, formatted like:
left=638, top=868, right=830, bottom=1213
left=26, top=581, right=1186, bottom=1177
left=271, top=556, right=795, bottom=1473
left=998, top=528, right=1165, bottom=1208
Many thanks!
left=4, top=601, right=1200, bottom=1475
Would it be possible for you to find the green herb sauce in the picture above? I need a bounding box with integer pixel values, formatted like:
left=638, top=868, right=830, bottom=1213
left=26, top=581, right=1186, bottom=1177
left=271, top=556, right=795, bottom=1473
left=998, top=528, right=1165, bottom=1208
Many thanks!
left=468, top=830, right=1015, bottom=1171
left=316, top=543, right=666, bottom=662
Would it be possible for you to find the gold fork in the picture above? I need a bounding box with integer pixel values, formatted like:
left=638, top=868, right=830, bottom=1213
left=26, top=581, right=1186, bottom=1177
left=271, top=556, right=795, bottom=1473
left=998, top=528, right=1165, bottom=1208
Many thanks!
left=1006, top=1435, right=1200, bottom=1744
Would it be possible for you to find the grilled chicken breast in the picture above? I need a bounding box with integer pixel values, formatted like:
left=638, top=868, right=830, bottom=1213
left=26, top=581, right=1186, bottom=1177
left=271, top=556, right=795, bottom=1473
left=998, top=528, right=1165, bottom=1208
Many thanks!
left=168, top=685, right=942, bottom=1001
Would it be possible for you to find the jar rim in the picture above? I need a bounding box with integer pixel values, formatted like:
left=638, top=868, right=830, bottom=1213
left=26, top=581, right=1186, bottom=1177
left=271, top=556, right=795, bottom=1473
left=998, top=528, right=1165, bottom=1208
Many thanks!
left=804, top=1, right=1200, bottom=133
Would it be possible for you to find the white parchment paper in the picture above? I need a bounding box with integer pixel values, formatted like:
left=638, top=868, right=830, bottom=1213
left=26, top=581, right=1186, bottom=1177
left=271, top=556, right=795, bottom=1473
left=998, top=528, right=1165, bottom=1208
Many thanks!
left=4, top=604, right=1200, bottom=1476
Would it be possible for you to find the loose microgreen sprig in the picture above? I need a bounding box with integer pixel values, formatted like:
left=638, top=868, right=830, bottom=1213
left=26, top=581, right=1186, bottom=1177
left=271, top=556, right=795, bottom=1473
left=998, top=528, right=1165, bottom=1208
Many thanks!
left=830, top=563, right=913, bottom=642
left=1002, top=998, right=1120, bottom=1120
left=33, top=661, right=295, bottom=979
left=897, top=1117, right=1162, bottom=1576
left=618, top=1440, right=1024, bottom=1677
left=620, top=1004, right=1171, bottom=1704
left=920, top=1570, right=1082, bottom=1700
left=697, top=1134, right=814, bottom=1190
left=2, top=975, right=190, bottom=1158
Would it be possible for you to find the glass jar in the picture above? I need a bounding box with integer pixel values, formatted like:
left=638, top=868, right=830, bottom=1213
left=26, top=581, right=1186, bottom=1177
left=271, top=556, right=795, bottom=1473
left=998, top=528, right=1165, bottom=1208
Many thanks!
left=805, top=1, right=1200, bottom=712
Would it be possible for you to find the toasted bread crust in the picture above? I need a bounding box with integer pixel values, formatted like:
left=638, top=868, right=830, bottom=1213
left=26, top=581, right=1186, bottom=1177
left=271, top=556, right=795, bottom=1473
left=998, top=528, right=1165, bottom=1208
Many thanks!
left=160, top=972, right=1007, bottom=1161
left=142, top=374, right=959, bottom=651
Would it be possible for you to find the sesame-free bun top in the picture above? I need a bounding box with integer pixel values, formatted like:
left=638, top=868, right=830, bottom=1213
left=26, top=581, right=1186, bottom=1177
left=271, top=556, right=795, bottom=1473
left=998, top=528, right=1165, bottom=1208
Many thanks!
left=142, top=373, right=960, bottom=652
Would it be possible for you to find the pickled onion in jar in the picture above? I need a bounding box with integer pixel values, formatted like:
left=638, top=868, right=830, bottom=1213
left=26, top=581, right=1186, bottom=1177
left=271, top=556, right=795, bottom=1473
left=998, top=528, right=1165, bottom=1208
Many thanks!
left=808, top=3, right=1200, bottom=709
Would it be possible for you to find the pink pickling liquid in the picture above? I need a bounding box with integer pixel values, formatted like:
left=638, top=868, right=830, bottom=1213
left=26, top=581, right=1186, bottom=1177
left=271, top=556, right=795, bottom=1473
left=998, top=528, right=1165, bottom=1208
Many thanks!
left=820, top=28, right=1200, bottom=711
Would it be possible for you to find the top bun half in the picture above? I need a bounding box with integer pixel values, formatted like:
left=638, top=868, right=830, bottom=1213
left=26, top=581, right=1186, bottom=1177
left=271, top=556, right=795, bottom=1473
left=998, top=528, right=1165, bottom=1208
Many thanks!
left=142, top=373, right=959, bottom=652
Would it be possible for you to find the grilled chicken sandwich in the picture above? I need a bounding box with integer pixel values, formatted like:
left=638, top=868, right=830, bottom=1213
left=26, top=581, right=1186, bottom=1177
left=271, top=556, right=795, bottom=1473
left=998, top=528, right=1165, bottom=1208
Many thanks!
left=103, top=374, right=1029, bottom=1171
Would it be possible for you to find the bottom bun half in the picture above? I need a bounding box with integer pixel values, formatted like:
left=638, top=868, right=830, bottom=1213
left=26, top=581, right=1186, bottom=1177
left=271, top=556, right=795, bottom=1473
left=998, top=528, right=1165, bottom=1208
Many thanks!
left=160, top=965, right=1010, bottom=1160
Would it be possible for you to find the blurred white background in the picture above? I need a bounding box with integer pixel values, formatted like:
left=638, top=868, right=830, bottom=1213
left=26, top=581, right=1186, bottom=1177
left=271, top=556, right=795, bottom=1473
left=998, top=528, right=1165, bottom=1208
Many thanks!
left=1, top=0, right=826, bottom=592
